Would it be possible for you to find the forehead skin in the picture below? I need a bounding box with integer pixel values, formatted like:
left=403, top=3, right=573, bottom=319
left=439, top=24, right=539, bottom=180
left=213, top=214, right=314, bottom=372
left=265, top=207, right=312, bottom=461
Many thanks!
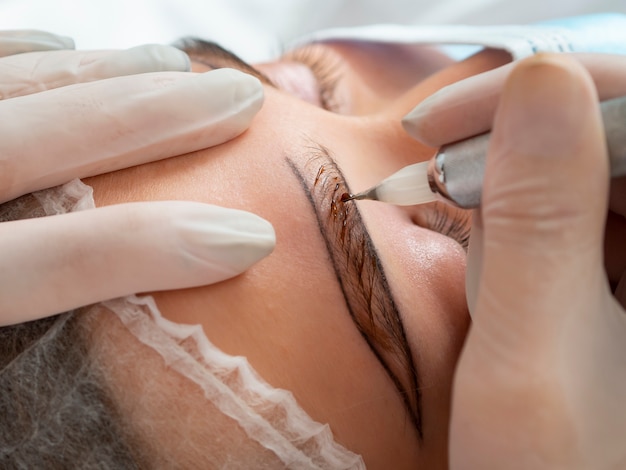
left=84, top=47, right=510, bottom=468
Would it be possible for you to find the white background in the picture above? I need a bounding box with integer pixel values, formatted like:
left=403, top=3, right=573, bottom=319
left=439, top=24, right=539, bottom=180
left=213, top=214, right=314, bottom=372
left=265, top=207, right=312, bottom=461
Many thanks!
left=0, top=0, right=624, bottom=61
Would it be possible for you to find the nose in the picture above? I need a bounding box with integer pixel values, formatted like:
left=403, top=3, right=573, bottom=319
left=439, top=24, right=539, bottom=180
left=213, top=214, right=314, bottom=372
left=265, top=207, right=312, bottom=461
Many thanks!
left=355, top=112, right=437, bottom=173
left=360, top=49, right=513, bottom=180
left=378, top=48, right=513, bottom=122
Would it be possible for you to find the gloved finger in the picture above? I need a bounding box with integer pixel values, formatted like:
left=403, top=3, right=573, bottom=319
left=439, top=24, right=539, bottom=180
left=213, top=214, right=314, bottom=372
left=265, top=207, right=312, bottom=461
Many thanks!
left=0, top=29, right=74, bottom=56
left=402, top=53, right=626, bottom=147
left=0, top=201, right=275, bottom=326
left=464, top=212, right=482, bottom=317
left=469, top=53, right=608, bottom=349
left=453, top=55, right=626, bottom=468
left=0, top=68, right=263, bottom=203
left=0, top=45, right=191, bottom=99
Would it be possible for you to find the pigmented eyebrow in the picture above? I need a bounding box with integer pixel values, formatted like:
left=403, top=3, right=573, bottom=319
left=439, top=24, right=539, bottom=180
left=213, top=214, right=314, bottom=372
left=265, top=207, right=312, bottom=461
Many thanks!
left=286, top=145, right=424, bottom=441
left=174, top=37, right=275, bottom=86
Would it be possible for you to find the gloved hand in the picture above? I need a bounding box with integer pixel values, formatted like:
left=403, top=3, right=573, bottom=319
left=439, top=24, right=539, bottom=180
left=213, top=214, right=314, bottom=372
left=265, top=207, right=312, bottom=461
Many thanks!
left=0, top=31, right=275, bottom=326
left=403, top=54, right=626, bottom=468
left=402, top=52, right=626, bottom=309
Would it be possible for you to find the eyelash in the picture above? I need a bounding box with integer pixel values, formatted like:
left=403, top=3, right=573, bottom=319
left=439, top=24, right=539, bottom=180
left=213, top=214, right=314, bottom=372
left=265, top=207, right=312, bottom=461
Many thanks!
left=286, top=47, right=343, bottom=112
left=427, top=204, right=471, bottom=250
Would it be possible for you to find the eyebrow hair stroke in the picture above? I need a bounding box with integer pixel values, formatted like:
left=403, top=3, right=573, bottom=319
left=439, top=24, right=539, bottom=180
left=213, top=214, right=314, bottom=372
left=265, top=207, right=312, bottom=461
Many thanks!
left=286, top=146, right=424, bottom=441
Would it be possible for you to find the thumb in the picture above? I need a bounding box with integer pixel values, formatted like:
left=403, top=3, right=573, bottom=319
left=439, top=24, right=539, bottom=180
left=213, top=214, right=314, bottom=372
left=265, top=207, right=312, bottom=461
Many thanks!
left=472, top=53, right=609, bottom=353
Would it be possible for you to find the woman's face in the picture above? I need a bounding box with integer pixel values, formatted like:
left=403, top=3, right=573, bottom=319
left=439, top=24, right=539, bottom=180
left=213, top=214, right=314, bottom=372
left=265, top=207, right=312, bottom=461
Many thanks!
left=87, top=41, right=510, bottom=468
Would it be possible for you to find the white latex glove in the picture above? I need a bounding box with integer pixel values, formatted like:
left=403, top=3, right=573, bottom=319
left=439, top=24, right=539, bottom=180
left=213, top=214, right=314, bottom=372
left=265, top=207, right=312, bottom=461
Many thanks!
left=0, top=31, right=275, bottom=325
left=0, top=29, right=75, bottom=55
left=403, top=52, right=626, bottom=309
left=403, top=54, right=626, bottom=468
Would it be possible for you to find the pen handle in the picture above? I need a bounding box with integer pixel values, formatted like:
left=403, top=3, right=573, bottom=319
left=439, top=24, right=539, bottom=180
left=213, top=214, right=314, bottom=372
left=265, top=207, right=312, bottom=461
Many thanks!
left=436, top=95, right=626, bottom=208
left=602, top=95, right=626, bottom=177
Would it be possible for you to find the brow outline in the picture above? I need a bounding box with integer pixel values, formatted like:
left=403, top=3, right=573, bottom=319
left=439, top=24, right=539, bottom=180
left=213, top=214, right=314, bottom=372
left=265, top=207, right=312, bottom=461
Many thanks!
left=286, top=146, right=423, bottom=441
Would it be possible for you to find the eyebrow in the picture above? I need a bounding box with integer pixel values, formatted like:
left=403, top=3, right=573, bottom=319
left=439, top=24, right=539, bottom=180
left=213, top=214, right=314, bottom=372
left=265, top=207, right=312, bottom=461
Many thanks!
left=286, top=145, right=424, bottom=441
left=174, top=37, right=275, bottom=86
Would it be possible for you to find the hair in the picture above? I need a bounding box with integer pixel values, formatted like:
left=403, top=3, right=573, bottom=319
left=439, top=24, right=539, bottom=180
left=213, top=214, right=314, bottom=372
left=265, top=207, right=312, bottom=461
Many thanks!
left=0, top=312, right=142, bottom=469
left=0, top=193, right=142, bottom=469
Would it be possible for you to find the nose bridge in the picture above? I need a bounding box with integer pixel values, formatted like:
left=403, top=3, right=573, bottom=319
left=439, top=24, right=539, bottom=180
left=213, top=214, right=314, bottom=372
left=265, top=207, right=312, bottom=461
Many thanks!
left=356, top=114, right=437, bottom=171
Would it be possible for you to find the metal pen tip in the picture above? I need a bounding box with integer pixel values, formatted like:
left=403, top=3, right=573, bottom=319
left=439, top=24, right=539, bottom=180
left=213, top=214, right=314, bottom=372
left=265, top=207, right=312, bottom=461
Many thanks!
left=340, top=192, right=359, bottom=202
left=340, top=187, right=379, bottom=203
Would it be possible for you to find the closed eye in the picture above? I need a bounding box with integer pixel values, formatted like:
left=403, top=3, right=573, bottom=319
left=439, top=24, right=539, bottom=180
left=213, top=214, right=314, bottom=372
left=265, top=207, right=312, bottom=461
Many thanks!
left=405, top=202, right=472, bottom=250
left=281, top=45, right=345, bottom=112
left=175, top=38, right=346, bottom=112
left=427, top=203, right=471, bottom=250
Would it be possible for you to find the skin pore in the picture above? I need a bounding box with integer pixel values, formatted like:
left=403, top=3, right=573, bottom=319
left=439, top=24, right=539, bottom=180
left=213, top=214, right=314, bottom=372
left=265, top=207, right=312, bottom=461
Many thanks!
left=84, top=41, right=511, bottom=468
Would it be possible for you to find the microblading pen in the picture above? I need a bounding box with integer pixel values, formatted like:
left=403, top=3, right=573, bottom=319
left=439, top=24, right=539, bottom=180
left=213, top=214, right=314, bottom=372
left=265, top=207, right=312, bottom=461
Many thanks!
left=343, top=95, right=626, bottom=209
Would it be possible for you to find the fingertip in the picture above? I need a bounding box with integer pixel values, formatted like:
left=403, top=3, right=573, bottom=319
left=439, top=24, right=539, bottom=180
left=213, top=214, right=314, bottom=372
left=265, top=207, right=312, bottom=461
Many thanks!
left=227, top=213, right=276, bottom=274
left=234, top=71, right=264, bottom=111
left=56, top=34, right=75, bottom=50
left=195, top=68, right=264, bottom=136
left=107, top=44, right=192, bottom=75
left=142, top=44, right=191, bottom=72
left=219, top=206, right=277, bottom=271
left=170, top=202, right=275, bottom=282
left=401, top=60, right=513, bottom=147
left=139, top=44, right=191, bottom=72
left=495, top=52, right=602, bottom=164
left=504, top=53, right=596, bottom=102
left=482, top=52, right=608, bottom=271
left=401, top=94, right=440, bottom=145
left=209, top=68, right=264, bottom=109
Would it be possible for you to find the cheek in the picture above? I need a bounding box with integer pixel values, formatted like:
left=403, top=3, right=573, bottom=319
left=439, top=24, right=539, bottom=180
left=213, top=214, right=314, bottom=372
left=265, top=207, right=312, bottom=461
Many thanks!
left=369, top=208, right=469, bottom=358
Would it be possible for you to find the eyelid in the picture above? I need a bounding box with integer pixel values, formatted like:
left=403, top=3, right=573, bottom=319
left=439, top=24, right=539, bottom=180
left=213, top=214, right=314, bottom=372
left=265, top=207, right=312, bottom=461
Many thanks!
left=257, top=61, right=324, bottom=107
left=283, top=46, right=345, bottom=112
